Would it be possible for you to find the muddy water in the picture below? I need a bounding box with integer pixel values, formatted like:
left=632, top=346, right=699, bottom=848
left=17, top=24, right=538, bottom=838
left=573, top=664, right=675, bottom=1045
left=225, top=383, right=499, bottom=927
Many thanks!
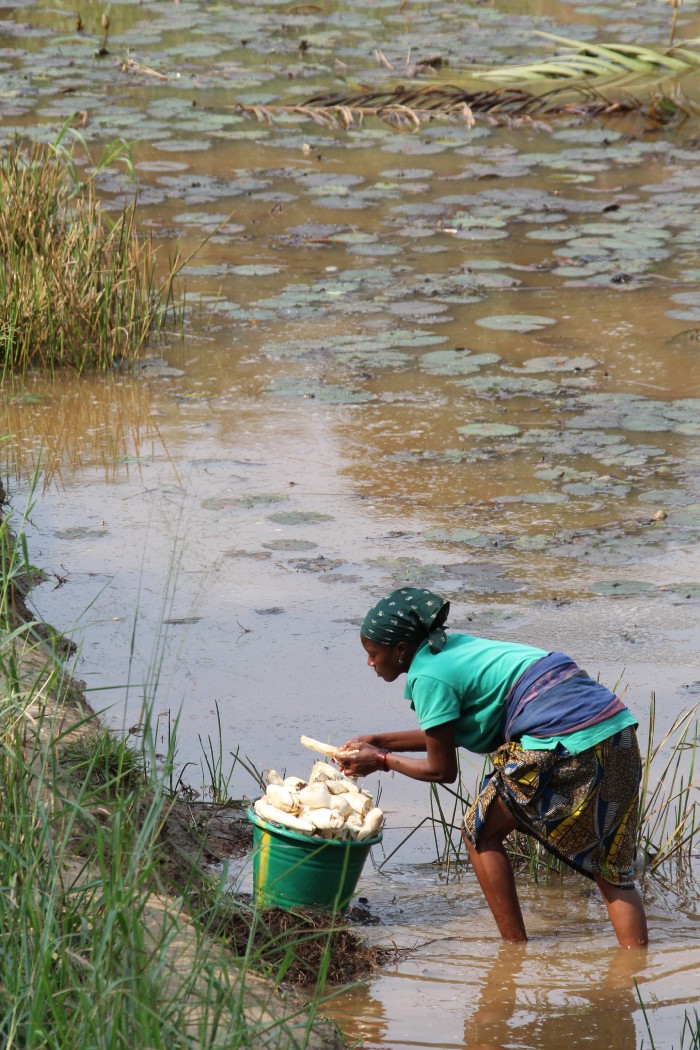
left=2, top=0, right=700, bottom=1045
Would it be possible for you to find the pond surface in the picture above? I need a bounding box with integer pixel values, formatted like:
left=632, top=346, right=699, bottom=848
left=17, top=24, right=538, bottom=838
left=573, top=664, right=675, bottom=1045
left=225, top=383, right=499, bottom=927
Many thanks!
left=2, top=0, right=700, bottom=1046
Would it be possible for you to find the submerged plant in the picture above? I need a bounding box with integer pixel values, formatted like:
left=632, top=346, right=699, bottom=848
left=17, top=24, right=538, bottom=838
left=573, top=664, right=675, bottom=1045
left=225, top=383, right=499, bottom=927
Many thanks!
left=0, top=138, right=182, bottom=375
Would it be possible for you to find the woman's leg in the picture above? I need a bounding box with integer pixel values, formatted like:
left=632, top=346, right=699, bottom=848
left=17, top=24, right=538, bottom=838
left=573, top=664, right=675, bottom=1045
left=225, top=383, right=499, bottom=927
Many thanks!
left=463, top=795, right=527, bottom=942
left=593, top=876, right=648, bottom=948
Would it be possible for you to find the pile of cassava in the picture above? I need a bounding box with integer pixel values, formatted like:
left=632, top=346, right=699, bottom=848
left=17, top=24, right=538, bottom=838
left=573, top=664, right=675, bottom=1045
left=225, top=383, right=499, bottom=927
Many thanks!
left=254, top=761, right=384, bottom=842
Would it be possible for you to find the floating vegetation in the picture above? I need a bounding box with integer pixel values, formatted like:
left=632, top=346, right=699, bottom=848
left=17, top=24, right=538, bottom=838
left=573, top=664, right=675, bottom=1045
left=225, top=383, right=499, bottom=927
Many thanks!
left=233, top=84, right=647, bottom=131
left=231, top=34, right=700, bottom=131
left=472, top=33, right=700, bottom=83
left=236, top=79, right=700, bottom=133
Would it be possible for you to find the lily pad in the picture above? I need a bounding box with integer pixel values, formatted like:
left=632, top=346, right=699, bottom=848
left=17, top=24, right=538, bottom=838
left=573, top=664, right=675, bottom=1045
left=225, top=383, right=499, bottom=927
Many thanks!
left=590, top=581, right=656, bottom=596
left=423, top=527, right=501, bottom=548
left=202, top=493, right=288, bottom=511
left=671, top=503, right=700, bottom=526
left=262, top=539, right=318, bottom=551
left=476, top=314, right=557, bottom=332
left=520, top=356, right=597, bottom=373
left=638, top=489, right=692, bottom=505
left=264, top=379, right=374, bottom=403
left=229, top=265, right=282, bottom=276
left=286, top=555, right=343, bottom=573
left=458, top=423, right=521, bottom=437
left=520, top=492, right=569, bottom=505
left=512, top=534, right=554, bottom=551
left=267, top=511, right=334, bottom=525
left=420, top=349, right=500, bottom=375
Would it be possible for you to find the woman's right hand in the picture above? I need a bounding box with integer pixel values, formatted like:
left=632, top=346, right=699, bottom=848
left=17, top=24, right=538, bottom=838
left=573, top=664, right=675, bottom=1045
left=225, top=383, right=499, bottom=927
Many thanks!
left=335, top=742, right=384, bottom=777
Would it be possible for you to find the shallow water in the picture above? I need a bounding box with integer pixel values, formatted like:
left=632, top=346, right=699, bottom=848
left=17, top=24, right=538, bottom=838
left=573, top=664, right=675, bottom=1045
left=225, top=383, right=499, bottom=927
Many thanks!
left=2, top=0, right=700, bottom=1045
left=325, top=869, right=700, bottom=1050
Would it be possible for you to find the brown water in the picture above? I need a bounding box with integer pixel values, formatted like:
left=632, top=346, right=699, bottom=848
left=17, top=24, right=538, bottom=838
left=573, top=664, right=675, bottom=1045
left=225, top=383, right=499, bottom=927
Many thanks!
left=2, top=0, right=700, bottom=1045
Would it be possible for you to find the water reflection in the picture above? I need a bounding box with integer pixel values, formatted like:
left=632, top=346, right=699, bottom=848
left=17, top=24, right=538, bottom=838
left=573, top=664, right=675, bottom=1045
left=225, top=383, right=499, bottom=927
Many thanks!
left=464, top=943, right=643, bottom=1050
left=331, top=936, right=649, bottom=1050
left=0, top=372, right=172, bottom=489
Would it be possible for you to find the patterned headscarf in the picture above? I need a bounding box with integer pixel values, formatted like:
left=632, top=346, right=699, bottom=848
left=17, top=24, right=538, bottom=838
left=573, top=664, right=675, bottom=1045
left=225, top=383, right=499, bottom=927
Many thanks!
left=361, top=587, right=450, bottom=654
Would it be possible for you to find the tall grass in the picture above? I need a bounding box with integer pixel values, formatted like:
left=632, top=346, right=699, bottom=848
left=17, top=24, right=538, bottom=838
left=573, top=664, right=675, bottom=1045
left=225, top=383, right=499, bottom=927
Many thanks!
left=638, top=695, right=698, bottom=872
left=0, top=137, right=181, bottom=375
left=0, top=493, right=342, bottom=1049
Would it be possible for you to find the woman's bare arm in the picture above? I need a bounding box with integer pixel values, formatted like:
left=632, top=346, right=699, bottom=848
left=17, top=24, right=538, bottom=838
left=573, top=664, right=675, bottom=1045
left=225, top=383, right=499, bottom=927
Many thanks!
left=338, top=723, right=458, bottom=783
left=343, top=730, right=429, bottom=752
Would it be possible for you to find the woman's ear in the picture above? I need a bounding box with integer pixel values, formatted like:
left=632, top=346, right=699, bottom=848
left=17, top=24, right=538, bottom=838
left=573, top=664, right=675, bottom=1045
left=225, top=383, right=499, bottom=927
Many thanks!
left=396, top=641, right=410, bottom=665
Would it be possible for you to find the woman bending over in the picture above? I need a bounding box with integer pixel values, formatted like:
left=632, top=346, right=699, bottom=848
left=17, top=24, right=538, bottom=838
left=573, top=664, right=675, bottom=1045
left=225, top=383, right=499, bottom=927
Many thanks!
left=336, top=587, right=648, bottom=948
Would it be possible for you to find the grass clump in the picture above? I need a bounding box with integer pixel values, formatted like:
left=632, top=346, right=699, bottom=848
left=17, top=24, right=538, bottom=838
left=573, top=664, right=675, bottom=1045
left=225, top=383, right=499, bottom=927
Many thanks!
left=61, top=730, right=146, bottom=798
left=0, top=137, right=181, bottom=375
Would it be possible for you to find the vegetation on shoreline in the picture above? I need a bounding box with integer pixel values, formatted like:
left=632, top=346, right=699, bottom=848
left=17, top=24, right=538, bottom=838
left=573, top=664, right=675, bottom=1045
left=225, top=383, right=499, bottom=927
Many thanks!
left=0, top=136, right=182, bottom=375
left=0, top=493, right=356, bottom=1049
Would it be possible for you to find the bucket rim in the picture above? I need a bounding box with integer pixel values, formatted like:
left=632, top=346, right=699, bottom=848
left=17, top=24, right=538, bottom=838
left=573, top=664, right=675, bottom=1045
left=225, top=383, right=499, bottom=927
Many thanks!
left=246, top=805, right=383, bottom=847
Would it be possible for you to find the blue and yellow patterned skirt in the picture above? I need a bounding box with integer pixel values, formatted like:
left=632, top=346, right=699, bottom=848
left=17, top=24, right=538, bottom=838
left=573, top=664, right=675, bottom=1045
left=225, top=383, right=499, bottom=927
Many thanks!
left=463, top=727, right=642, bottom=888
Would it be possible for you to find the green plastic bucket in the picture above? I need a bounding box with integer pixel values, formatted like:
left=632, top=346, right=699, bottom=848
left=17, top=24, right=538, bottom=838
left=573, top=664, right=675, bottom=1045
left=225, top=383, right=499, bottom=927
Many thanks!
left=247, top=806, right=382, bottom=912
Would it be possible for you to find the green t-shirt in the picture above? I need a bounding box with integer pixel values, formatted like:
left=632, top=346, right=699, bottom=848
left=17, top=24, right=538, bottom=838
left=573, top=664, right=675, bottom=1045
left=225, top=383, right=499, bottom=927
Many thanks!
left=519, top=709, right=637, bottom=755
left=404, top=634, right=547, bottom=754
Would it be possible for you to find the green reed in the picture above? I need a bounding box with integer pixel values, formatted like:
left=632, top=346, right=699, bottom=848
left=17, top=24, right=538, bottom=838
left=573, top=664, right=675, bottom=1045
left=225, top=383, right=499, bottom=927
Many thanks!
left=638, top=694, right=698, bottom=873
left=0, top=137, right=182, bottom=375
left=637, top=984, right=700, bottom=1050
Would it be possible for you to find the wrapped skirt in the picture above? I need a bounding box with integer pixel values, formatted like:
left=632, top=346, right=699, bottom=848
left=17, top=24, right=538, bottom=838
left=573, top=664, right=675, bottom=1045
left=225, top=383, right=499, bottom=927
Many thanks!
left=463, top=726, right=642, bottom=887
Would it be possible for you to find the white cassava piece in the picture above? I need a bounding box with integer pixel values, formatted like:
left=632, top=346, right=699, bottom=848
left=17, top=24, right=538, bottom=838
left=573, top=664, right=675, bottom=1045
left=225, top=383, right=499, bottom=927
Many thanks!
left=299, top=734, right=359, bottom=759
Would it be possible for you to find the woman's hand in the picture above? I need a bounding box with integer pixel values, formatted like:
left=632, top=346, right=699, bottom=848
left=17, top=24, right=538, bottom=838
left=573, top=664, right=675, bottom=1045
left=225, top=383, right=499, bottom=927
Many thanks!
left=336, top=741, right=385, bottom=776
left=336, top=723, right=458, bottom=783
left=340, top=735, right=377, bottom=749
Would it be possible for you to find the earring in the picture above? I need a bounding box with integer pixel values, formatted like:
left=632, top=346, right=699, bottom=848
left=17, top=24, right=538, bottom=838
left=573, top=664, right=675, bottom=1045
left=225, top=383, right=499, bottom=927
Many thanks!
left=398, top=655, right=405, bottom=665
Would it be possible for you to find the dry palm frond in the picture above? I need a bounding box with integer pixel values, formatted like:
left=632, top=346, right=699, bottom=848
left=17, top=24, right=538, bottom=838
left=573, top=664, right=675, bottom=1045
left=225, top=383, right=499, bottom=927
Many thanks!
left=230, top=34, right=700, bottom=133
left=233, top=81, right=698, bottom=131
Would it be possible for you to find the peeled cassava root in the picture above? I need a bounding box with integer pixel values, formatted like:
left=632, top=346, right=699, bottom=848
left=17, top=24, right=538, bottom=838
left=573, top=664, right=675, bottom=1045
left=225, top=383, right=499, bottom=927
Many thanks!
left=253, top=759, right=384, bottom=842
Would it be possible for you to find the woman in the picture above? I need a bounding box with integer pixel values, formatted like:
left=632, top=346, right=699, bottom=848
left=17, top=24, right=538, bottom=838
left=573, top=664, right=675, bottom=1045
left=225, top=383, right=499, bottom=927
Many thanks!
left=336, top=587, right=648, bottom=948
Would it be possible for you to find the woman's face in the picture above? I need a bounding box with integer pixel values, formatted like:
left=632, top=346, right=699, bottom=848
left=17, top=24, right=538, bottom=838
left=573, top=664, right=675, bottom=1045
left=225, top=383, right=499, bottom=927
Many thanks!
left=361, top=636, right=406, bottom=682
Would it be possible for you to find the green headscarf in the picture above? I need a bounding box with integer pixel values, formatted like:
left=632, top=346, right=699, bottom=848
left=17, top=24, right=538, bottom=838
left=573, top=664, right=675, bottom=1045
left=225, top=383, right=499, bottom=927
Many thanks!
left=361, top=587, right=450, bottom=654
